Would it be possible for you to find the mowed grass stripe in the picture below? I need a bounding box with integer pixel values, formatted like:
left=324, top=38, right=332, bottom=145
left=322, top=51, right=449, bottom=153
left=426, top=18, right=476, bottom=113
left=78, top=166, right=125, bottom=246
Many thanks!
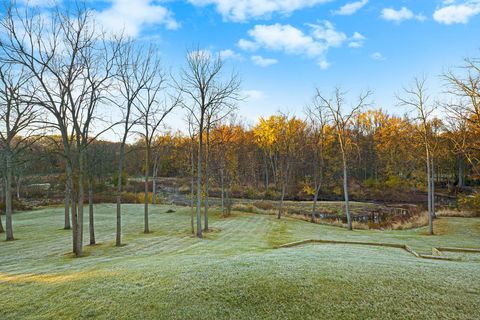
left=0, top=204, right=479, bottom=319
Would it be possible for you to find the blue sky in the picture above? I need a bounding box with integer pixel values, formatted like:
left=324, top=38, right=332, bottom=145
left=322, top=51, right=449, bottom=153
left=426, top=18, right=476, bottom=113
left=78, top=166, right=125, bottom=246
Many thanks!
left=25, top=0, right=480, bottom=127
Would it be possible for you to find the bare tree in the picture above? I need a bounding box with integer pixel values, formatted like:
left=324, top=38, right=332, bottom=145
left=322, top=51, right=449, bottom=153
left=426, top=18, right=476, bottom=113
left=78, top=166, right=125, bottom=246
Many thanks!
left=72, top=28, right=118, bottom=247
left=0, top=3, right=118, bottom=253
left=113, top=39, right=156, bottom=245
left=0, top=65, right=38, bottom=241
left=203, top=86, right=237, bottom=230
left=84, top=140, right=114, bottom=246
left=63, top=179, right=71, bottom=229
left=316, top=88, right=371, bottom=230
left=429, top=118, right=443, bottom=218
left=177, top=49, right=241, bottom=237
left=136, top=66, right=179, bottom=233
left=397, top=77, right=435, bottom=235
left=187, top=113, right=197, bottom=234
left=444, top=114, right=477, bottom=184
left=59, top=8, right=118, bottom=251
left=86, top=142, right=100, bottom=246
left=305, top=95, right=329, bottom=223
left=443, top=56, right=480, bottom=174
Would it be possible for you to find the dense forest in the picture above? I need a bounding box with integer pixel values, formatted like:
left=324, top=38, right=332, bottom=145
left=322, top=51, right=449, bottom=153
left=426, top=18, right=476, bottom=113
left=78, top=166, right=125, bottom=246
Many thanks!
left=4, top=104, right=479, bottom=205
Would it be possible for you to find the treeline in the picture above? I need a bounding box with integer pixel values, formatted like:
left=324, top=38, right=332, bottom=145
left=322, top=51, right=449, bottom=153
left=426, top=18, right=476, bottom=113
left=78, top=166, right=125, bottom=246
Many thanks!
left=6, top=104, right=478, bottom=203
left=0, top=2, right=478, bottom=254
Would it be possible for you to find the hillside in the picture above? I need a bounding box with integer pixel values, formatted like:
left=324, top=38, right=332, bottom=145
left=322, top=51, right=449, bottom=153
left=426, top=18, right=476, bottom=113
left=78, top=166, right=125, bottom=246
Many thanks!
left=0, top=205, right=479, bottom=319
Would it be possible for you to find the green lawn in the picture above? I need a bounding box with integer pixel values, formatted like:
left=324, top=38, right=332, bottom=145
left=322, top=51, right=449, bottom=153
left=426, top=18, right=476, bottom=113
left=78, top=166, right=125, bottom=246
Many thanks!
left=0, top=204, right=479, bottom=319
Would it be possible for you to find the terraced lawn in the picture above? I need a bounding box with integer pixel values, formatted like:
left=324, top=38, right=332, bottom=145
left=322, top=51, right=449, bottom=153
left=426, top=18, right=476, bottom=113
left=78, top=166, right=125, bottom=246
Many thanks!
left=0, top=204, right=479, bottom=319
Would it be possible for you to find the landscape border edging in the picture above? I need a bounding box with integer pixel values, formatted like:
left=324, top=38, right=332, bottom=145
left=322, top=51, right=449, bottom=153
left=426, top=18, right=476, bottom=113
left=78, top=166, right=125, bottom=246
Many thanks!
left=276, top=239, right=480, bottom=261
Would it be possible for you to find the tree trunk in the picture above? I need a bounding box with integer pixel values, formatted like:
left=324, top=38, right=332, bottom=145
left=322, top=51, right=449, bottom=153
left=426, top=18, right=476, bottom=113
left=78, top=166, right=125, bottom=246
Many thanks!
left=152, top=178, right=156, bottom=205
left=88, top=179, right=95, bottom=245
left=311, top=149, right=319, bottom=223
left=68, top=163, right=78, bottom=254
left=0, top=182, right=4, bottom=233
left=15, top=177, right=21, bottom=200
left=312, top=182, right=320, bottom=223
left=277, top=161, right=288, bottom=219
left=220, top=169, right=225, bottom=217
left=152, top=156, right=158, bottom=205
left=426, top=146, right=433, bottom=235
left=431, top=158, right=436, bottom=219
left=225, top=186, right=231, bottom=215
left=5, top=152, right=14, bottom=241
left=116, top=144, right=125, bottom=247
left=190, top=143, right=195, bottom=235
left=0, top=211, right=4, bottom=233
left=312, top=149, right=325, bottom=223
left=64, top=180, right=71, bottom=230
left=196, top=125, right=203, bottom=238
left=144, top=144, right=150, bottom=234
left=190, top=174, right=195, bottom=235
left=341, top=151, right=352, bottom=231
left=270, top=156, right=277, bottom=185
left=458, top=156, right=464, bottom=188
left=278, top=179, right=286, bottom=219
left=204, top=128, right=210, bottom=232
left=263, top=154, right=269, bottom=194
left=76, top=153, right=84, bottom=256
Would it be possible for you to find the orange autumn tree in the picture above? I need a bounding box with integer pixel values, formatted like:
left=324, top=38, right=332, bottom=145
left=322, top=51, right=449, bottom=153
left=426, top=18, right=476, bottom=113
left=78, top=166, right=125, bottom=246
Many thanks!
left=254, top=114, right=306, bottom=219
left=210, top=123, right=239, bottom=216
left=253, top=115, right=279, bottom=192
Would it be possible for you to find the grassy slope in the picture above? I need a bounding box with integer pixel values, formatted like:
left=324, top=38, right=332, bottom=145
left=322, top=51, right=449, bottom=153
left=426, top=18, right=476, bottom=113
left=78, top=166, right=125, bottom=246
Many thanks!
left=0, top=204, right=479, bottom=320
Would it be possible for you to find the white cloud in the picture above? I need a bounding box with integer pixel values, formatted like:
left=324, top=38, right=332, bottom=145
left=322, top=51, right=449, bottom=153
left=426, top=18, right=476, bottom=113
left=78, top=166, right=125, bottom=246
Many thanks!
left=238, top=23, right=326, bottom=57
left=190, top=48, right=243, bottom=62
left=348, top=42, right=362, bottom=48
left=348, top=32, right=366, bottom=48
left=96, top=0, right=179, bottom=38
left=381, top=7, right=426, bottom=23
left=308, top=21, right=347, bottom=47
left=187, top=0, right=330, bottom=21
left=219, top=49, right=242, bottom=60
left=238, top=22, right=358, bottom=69
left=352, top=32, right=365, bottom=40
left=187, top=49, right=213, bottom=61
left=433, top=1, right=480, bottom=24
left=238, top=39, right=258, bottom=51
left=18, top=0, right=59, bottom=6
left=244, top=90, right=266, bottom=101
left=318, top=60, right=331, bottom=70
left=251, top=55, right=278, bottom=67
left=371, top=52, right=385, bottom=61
left=333, top=0, right=368, bottom=16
